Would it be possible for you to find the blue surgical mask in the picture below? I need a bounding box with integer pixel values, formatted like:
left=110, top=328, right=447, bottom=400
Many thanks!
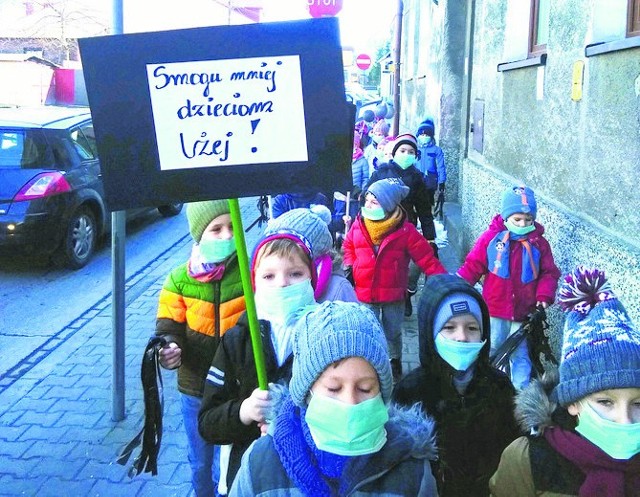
left=575, top=401, right=640, bottom=460
left=394, top=153, right=416, bottom=170
left=254, top=278, right=316, bottom=324
left=361, top=205, right=386, bottom=221
left=305, top=392, right=388, bottom=456
left=435, top=333, right=486, bottom=371
left=198, top=238, right=236, bottom=263
left=504, top=219, right=535, bottom=236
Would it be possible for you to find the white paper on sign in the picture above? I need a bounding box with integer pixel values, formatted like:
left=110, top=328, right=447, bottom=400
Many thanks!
left=146, top=55, right=308, bottom=170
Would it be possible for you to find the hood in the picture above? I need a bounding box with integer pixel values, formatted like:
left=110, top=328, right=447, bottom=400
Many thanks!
left=266, top=385, right=438, bottom=461
left=418, top=274, right=491, bottom=370
left=488, top=213, right=546, bottom=237
left=514, top=369, right=576, bottom=434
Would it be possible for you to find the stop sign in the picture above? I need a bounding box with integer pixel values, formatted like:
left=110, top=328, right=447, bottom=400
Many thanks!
left=355, top=53, right=372, bottom=71
left=307, top=0, right=343, bottom=18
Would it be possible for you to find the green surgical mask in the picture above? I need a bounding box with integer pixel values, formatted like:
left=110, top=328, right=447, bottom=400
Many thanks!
left=417, top=135, right=431, bottom=147
left=394, top=153, right=416, bottom=170
left=504, top=219, right=535, bottom=236
left=435, top=334, right=486, bottom=371
left=575, top=401, right=640, bottom=460
left=199, top=238, right=236, bottom=263
left=254, top=278, right=316, bottom=324
left=361, top=205, right=386, bottom=221
left=305, top=392, right=388, bottom=456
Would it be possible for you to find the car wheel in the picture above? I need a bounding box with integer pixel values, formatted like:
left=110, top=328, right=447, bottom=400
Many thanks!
left=157, top=203, right=183, bottom=217
left=53, top=206, right=97, bottom=269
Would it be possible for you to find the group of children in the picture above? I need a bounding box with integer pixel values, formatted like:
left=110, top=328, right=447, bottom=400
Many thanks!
left=151, top=146, right=639, bottom=495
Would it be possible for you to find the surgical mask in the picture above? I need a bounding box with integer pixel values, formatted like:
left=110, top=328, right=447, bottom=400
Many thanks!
left=575, top=401, right=640, bottom=460
left=394, top=153, right=416, bottom=170
left=254, top=278, right=315, bottom=324
left=504, top=219, right=535, bottom=236
left=305, top=392, right=388, bottom=456
left=417, top=135, right=431, bottom=147
left=199, top=238, right=236, bottom=263
left=361, top=205, right=386, bottom=221
left=435, top=333, right=486, bottom=371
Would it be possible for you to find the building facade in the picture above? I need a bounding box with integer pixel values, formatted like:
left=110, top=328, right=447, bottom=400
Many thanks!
left=398, top=0, right=640, bottom=339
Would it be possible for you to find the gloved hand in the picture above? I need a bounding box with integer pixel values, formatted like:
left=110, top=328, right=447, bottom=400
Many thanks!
left=438, top=183, right=445, bottom=192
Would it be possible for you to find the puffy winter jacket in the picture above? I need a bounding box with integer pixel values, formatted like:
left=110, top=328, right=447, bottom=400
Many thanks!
left=342, top=213, right=446, bottom=303
left=155, top=257, right=245, bottom=397
left=457, top=215, right=560, bottom=321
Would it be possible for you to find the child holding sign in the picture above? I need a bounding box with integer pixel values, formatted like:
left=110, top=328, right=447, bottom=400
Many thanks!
left=197, top=221, right=323, bottom=489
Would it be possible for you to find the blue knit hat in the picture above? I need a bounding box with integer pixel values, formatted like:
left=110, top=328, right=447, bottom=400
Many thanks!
left=432, top=292, right=484, bottom=339
left=416, top=118, right=435, bottom=137
left=500, top=185, right=537, bottom=221
left=366, top=178, right=410, bottom=214
left=264, top=207, right=333, bottom=258
left=552, top=267, right=640, bottom=406
left=289, top=301, right=393, bottom=406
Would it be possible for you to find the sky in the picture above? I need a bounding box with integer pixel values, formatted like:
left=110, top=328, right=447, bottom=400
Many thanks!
left=122, top=0, right=396, bottom=58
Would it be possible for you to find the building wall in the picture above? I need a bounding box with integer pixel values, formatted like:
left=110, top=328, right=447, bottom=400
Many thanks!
left=399, top=0, right=640, bottom=329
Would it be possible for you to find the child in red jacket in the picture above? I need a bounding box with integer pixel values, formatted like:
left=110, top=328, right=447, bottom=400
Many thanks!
left=342, top=178, right=446, bottom=382
left=457, top=185, right=560, bottom=390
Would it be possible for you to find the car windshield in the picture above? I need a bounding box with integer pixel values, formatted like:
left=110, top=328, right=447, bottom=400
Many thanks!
left=0, top=129, right=51, bottom=169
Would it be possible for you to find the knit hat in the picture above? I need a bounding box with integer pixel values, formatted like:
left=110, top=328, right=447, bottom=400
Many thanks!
left=264, top=207, right=333, bottom=258
left=432, top=292, right=484, bottom=339
left=374, top=103, right=388, bottom=120
left=289, top=301, right=393, bottom=406
left=500, top=185, right=537, bottom=221
left=392, top=133, right=418, bottom=157
left=372, top=120, right=390, bottom=137
left=366, top=178, right=410, bottom=214
left=416, top=118, right=435, bottom=137
left=552, top=266, right=640, bottom=406
left=186, top=199, right=230, bottom=243
left=362, top=109, right=375, bottom=123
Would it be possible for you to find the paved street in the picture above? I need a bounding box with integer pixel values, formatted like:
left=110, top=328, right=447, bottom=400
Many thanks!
left=0, top=198, right=460, bottom=496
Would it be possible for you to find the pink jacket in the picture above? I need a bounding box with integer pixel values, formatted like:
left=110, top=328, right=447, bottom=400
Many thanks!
left=457, top=215, right=560, bottom=321
left=343, top=214, right=446, bottom=303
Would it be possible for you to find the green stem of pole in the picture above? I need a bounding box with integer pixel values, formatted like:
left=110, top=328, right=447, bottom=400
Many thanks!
left=228, top=198, right=268, bottom=390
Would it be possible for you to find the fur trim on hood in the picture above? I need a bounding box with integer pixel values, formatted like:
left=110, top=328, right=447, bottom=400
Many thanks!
left=514, top=369, right=561, bottom=434
left=266, top=384, right=438, bottom=461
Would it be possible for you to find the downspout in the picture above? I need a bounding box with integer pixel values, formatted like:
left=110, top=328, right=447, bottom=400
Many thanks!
left=392, top=0, right=403, bottom=136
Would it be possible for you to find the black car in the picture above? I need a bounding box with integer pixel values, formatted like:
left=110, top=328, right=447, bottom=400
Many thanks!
left=0, top=106, right=182, bottom=269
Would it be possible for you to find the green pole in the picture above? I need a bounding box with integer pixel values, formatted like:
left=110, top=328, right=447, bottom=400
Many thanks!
left=228, top=198, right=268, bottom=390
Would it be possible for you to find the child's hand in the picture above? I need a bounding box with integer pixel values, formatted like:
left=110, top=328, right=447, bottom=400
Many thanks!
left=258, top=421, right=269, bottom=436
left=342, top=215, right=352, bottom=230
left=159, top=342, right=182, bottom=369
left=239, top=388, right=271, bottom=426
left=536, top=301, right=548, bottom=309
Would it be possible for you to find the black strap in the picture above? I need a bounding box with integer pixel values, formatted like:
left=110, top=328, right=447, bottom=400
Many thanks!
left=116, top=336, right=166, bottom=477
left=433, top=190, right=445, bottom=220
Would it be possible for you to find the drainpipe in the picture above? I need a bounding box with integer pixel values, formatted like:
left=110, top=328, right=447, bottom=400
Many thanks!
left=392, top=0, right=403, bottom=136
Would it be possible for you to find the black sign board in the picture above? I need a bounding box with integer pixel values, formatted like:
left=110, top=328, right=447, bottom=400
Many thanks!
left=79, top=17, right=352, bottom=211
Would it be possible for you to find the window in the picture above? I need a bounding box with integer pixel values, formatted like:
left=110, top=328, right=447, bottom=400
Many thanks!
left=529, top=0, right=550, bottom=56
left=629, top=0, right=640, bottom=37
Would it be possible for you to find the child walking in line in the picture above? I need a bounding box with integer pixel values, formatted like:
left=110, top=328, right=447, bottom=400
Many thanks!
left=197, top=213, right=333, bottom=489
left=342, top=178, right=446, bottom=382
left=457, top=185, right=560, bottom=390
left=490, top=267, right=640, bottom=496
left=393, top=273, right=519, bottom=497
left=155, top=200, right=246, bottom=497
left=229, top=301, right=439, bottom=497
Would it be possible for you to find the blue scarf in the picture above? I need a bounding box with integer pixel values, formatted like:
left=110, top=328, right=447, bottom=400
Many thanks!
left=486, top=230, right=540, bottom=284
left=272, top=397, right=352, bottom=496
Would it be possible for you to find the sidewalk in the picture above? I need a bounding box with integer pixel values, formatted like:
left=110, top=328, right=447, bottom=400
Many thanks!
left=0, top=200, right=460, bottom=497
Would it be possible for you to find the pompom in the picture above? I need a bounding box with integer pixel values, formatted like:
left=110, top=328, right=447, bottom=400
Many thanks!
left=309, top=204, right=331, bottom=226
left=557, top=266, right=616, bottom=314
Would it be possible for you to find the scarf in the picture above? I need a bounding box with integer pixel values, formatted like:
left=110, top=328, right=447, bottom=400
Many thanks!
left=363, top=207, right=404, bottom=246
left=486, top=230, right=540, bottom=283
left=273, top=397, right=352, bottom=496
left=187, top=244, right=226, bottom=282
left=544, top=427, right=640, bottom=497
